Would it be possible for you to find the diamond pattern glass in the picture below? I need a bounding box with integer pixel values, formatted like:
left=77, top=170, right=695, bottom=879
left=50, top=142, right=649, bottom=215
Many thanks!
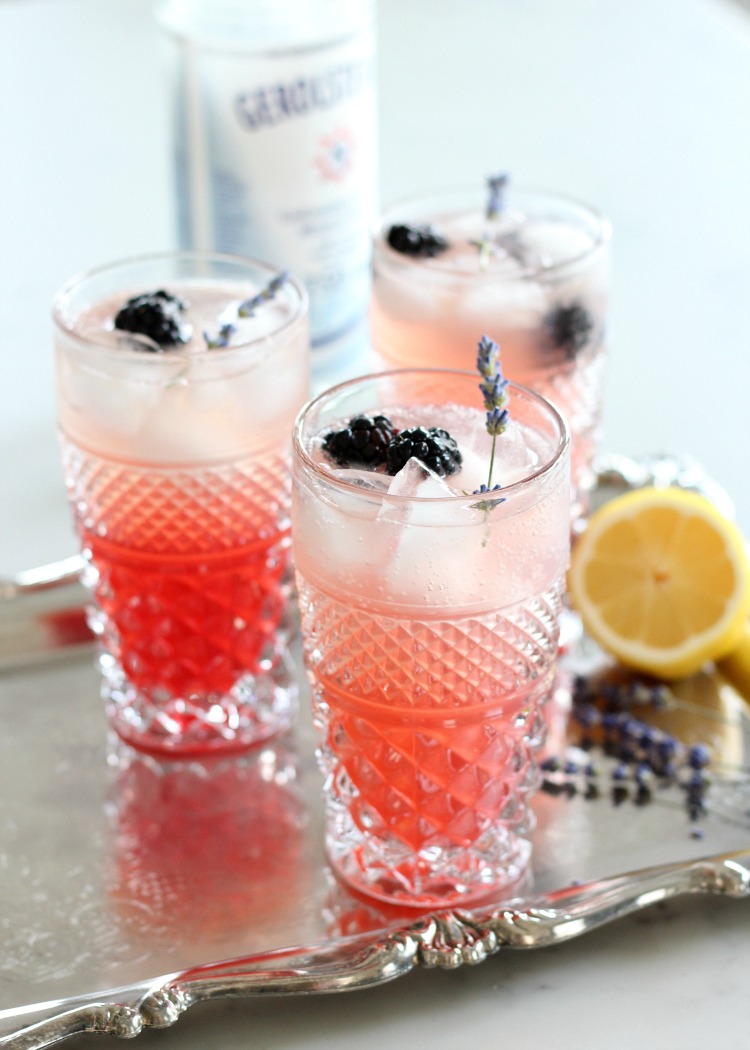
left=63, top=438, right=296, bottom=756
left=298, top=578, right=563, bottom=905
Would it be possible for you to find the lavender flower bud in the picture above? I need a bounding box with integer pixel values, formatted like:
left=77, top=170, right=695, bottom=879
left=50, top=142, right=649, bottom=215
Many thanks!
left=203, top=322, right=237, bottom=350
left=476, top=334, right=501, bottom=377
left=486, top=406, right=510, bottom=436
left=486, top=173, right=509, bottom=221
left=476, top=335, right=509, bottom=438
left=238, top=271, right=289, bottom=318
left=480, top=374, right=510, bottom=411
left=475, top=333, right=510, bottom=491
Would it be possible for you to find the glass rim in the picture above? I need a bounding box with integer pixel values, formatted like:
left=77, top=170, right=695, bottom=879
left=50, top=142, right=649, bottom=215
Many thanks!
left=292, top=367, right=570, bottom=507
left=373, top=185, right=611, bottom=281
left=52, top=249, right=309, bottom=359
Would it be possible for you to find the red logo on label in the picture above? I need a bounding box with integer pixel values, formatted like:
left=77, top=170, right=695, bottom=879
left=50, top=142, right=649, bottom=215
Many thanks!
left=315, top=128, right=355, bottom=181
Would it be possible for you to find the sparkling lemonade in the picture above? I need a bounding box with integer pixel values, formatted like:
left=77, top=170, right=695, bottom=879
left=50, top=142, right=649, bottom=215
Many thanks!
left=55, top=253, right=310, bottom=756
left=293, top=368, right=570, bottom=906
left=370, top=186, right=609, bottom=525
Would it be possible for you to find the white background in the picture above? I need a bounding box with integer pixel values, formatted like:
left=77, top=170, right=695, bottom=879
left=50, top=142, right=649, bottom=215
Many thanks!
left=2, top=0, right=750, bottom=574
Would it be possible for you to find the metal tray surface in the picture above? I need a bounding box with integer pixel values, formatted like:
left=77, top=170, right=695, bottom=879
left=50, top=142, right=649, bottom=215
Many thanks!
left=1, top=637, right=750, bottom=1048
left=1, top=454, right=749, bottom=1047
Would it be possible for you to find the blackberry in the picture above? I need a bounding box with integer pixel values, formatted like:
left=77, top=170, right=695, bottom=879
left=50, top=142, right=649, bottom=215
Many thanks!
left=544, top=302, right=594, bottom=360
left=322, top=415, right=395, bottom=468
left=386, top=426, right=462, bottom=477
left=114, top=289, right=191, bottom=349
left=387, top=223, right=449, bottom=258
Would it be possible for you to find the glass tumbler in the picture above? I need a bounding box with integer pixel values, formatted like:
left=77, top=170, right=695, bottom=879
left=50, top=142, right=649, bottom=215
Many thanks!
left=292, top=368, right=570, bottom=907
left=54, top=252, right=309, bottom=756
left=370, top=187, right=610, bottom=527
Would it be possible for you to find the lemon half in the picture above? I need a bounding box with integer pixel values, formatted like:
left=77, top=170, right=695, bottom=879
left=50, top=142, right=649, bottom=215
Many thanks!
left=569, top=487, right=750, bottom=680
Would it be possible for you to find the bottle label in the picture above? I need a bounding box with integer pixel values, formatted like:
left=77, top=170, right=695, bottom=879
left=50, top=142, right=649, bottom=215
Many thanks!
left=171, top=31, right=377, bottom=354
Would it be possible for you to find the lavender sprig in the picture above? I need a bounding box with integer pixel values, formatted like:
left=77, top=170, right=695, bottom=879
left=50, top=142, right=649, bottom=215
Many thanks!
left=203, top=271, right=289, bottom=349
left=203, top=322, right=237, bottom=350
left=474, top=334, right=509, bottom=492
left=551, top=674, right=715, bottom=824
left=473, top=172, right=509, bottom=269
left=238, top=271, right=289, bottom=318
left=470, top=482, right=505, bottom=514
left=486, top=173, right=509, bottom=221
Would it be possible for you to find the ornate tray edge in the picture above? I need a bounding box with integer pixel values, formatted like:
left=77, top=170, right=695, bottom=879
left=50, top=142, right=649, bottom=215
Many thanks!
left=1, top=451, right=743, bottom=1048
left=3, top=847, right=750, bottom=1049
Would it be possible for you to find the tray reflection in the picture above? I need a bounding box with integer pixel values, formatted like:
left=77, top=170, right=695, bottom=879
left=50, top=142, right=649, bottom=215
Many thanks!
left=105, top=739, right=309, bottom=952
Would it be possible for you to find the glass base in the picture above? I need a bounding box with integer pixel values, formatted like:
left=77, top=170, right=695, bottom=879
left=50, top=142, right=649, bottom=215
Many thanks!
left=101, top=650, right=298, bottom=758
left=327, top=822, right=533, bottom=909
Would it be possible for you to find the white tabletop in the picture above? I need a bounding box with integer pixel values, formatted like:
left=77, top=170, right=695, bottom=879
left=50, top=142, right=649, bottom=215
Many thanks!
left=2, top=0, right=750, bottom=1046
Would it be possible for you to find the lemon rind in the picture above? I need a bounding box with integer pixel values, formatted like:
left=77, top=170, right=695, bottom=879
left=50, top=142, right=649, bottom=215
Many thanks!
left=569, top=488, right=750, bottom=680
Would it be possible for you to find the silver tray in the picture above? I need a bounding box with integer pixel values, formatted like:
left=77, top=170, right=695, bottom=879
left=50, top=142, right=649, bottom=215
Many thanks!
left=2, top=454, right=749, bottom=1049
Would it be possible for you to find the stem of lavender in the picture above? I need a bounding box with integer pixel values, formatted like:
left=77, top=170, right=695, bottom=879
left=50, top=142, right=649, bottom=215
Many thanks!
left=487, top=434, right=497, bottom=489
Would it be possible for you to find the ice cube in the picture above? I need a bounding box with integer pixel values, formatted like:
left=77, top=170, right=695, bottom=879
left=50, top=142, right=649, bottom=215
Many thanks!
left=378, top=458, right=457, bottom=526
left=520, top=221, right=593, bottom=270
left=374, top=459, right=480, bottom=609
left=58, top=354, right=173, bottom=455
left=460, top=269, right=546, bottom=332
left=294, top=466, right=395, bottom=599
left=182, top=338, right=307, bottom=453
left=384, top=266, right=452, bottom=321
left=316, top=467, right=393, bottom=524
left=452, top=444, right=490, bottom=494
left=386, top=457, right=444, bottom=497
left=462, top=419, right=542, bottom=488
left=333, top=468, right=393, bottom=494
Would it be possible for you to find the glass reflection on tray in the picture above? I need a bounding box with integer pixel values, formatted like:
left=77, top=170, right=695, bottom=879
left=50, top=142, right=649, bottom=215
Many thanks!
left=104, top=739, right=310, bottom=950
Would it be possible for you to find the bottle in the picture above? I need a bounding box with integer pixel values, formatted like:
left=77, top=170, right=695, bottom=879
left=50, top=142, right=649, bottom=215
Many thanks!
left=155, top=0, right=378, bottom=382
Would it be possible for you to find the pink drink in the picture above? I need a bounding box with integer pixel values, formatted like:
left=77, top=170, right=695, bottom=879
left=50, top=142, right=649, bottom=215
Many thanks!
left=108, top=741, right=306, bottom=942
left=54, top=253, right=309, bottom=756
left=370, top=188, right=610, bottom=526
left=293, top=369, right=570, bottom=906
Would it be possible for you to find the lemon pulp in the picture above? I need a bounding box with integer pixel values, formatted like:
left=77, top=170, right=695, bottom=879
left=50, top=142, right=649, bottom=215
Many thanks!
left=568, top=488, right=750, bottom=679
